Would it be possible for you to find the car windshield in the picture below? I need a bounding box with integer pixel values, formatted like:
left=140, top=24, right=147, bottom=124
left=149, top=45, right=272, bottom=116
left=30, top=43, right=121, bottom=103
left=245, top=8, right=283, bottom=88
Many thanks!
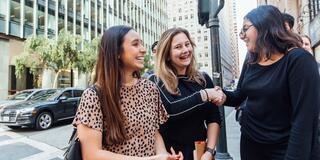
left=8, top=90, right=34, bottom=100
left=29, top=89, right=60, bottom=101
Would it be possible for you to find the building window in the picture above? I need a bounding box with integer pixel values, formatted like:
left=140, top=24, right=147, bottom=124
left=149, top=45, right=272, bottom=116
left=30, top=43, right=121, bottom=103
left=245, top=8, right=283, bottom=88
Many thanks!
left=10, top=0, right=21, bottom=23
left=204, top=36, right=208, bottom=41
left=205, top=52, right=208, bottom=57
left=178, top=8, right=182, bottom=13
left=197, top=30, right=201, bottom=33
left=205, top=63, right=208, bottom=67
left=179, top=16, right=182, bottom=20
left=173, top=17, right=176, bottom=21
left=191, top=14, right=194, bottom=19
left=184, top=15, right=188, bottom=19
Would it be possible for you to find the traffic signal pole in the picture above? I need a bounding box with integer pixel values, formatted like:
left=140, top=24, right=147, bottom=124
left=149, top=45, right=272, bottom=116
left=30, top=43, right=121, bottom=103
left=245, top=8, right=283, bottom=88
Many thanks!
left=205, top=0, right=233, bottom=159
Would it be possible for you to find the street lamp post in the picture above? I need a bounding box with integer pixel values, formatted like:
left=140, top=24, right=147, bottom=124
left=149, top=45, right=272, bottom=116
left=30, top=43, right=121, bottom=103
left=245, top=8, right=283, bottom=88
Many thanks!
left=198, top=0, right=233, bottom=159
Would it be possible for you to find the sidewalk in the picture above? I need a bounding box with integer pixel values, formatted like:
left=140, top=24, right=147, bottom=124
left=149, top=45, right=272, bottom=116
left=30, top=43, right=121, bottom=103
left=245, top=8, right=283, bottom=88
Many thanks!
left=225, top=110, right=241, bottom=160
left=0, top=128, right=64, bottom=160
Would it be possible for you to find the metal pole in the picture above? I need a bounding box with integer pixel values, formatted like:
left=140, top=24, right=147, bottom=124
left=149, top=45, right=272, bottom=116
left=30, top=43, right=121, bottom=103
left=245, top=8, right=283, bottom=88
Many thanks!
left=207, top=0, right=232, bottom=159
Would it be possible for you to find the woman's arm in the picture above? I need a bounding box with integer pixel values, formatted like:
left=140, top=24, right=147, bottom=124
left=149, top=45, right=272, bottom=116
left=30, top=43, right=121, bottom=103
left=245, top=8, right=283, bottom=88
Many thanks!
left=284, top=51, right=320, bottom=160
left=78, top=125, right=182, bottom=160
left=149, top=75, right=207, bottom=119
left=78, top=124, right=149, bottom=160
left=154, top=130, right=183, bottom=160
left=201, top=123, right=220, bottom=160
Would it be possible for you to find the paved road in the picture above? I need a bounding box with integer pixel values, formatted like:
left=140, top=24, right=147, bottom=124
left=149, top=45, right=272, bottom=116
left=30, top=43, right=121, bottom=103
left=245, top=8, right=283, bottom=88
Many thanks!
left=0, top=120, right=73, bottom=160
left=0, top=109, right=241, bottom=160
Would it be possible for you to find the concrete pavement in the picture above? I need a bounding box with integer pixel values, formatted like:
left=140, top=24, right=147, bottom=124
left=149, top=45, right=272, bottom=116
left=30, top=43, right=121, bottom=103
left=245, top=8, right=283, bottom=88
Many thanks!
left=225, top=110, right=241, bottom=160
left=0, top=110, right=241, bottom=160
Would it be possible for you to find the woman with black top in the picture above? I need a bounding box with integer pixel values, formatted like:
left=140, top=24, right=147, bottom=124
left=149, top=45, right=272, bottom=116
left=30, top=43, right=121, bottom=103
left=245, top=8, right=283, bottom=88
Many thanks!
left=219, top=5, right=320, bottom=160
left=149, top=27, right=222, bottom=160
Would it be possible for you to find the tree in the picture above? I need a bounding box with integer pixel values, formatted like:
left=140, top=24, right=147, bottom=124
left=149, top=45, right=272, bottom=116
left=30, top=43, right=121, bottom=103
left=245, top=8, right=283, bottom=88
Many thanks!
left=15, top=29, right=83, bottom=88
left=142, top=52, right=154, bottom=74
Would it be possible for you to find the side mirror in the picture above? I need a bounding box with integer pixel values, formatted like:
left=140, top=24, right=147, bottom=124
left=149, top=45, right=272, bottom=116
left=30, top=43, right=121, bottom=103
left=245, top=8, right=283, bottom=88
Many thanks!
left=59, top=96, right=68, bottom=101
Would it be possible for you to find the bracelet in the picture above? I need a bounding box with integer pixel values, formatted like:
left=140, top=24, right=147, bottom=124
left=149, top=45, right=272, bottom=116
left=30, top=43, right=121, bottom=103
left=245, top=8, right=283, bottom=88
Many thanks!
left=203, top=89, right=210, bottom=102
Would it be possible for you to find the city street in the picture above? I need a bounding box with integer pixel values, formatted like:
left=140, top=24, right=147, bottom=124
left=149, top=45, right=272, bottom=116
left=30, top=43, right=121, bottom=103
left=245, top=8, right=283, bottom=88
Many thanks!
left=0, top=120, right=73, bottom=160
left=0, top=108, right=240, bottom=160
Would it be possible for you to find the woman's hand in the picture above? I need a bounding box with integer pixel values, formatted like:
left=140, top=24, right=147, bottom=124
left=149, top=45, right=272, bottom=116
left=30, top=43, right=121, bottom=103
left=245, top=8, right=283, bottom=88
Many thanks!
left=205, top=87, right=226, bottom=106
left=151, top=147, right=183, bottom=160
left=200, top=151, right=213, bottom=160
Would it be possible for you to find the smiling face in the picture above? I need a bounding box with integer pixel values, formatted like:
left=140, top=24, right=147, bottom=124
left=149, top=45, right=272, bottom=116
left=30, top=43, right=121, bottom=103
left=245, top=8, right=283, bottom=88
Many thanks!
left=169, top=32, right=194, bottom=75
left=120, top=30, right=146, bottom=72
left=240, top=19, right=258, bottom=53
left=301, top=36, right=313, bottom=54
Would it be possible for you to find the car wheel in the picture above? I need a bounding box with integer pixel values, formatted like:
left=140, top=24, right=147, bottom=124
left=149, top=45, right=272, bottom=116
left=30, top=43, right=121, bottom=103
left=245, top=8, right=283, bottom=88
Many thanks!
left=7, top=126, right=21, bottom=130
left=35, top=112, right=53, bottom=130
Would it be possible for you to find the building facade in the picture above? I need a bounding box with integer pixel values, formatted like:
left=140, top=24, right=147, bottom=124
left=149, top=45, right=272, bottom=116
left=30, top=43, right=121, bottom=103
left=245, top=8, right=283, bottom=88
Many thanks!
left=257, top=0, right=320, bottom=63
left=0, top=0, right=168, bottom=99
left=167, top=0, right=239, bottom=88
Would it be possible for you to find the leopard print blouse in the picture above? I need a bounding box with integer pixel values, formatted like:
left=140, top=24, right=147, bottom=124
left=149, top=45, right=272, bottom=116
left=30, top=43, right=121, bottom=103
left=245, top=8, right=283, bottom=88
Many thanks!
left=72, top=78, right=168, bottom=156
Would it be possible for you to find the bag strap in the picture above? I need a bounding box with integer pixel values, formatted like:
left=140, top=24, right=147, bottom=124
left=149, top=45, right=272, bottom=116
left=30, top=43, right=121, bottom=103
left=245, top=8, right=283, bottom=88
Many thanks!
left=68, top=128, right=78, bottom=143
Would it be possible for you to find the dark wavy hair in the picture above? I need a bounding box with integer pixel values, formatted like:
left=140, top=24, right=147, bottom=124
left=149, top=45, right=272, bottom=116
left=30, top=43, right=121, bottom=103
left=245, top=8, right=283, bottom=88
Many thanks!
left=245, top=5, right=302, bottom=63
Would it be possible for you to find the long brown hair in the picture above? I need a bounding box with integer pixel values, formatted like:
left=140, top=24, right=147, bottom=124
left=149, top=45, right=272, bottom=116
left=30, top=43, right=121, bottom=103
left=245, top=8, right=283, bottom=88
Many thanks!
left=94, top=25, right=133, bottom=145
left=155, top=27, right=205, bottom=95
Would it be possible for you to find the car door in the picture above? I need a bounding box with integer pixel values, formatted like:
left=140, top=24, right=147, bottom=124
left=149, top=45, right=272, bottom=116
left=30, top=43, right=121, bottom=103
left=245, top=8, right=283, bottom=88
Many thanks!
left=57, top=90, right=75, bottom=119
left=71, top=90, right=83, bottom=115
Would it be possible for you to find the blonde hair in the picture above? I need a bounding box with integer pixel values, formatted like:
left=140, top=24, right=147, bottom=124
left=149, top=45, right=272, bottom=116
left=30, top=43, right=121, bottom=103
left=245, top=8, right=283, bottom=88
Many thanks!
left=155, top=27, right=205, bottom=95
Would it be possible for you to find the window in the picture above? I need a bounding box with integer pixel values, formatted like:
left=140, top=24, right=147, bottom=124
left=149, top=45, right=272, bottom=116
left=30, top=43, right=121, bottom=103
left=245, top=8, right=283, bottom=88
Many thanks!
left=178, top=8, right=182, bottom=13
left=173, top=17, right=176, bottom=21
left=12, top=0, right=21, bottom=20
left=179, top=16, right=182, bottom=20
left=73, top=90, right=84, bottom=97
left=205, top=63, right=208, bottom=67
left=61, top=90, right=72, bottom=98
left=204, top=36, right=208, bottom=41
left=205, top=53, right=208, bottom=57
left=197, top=30, right=201, bottom=33
left=184, top=15, right=188, bottom=19
left=191, top=14, right=194, bottom=19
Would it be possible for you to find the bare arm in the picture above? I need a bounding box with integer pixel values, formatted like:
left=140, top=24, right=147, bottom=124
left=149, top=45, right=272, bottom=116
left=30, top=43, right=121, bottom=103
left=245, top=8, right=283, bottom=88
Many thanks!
left=154, top=130, right=169, bottom=155
left=201, top=123, right=220, bottom=160
left=78, top=124, right=160, bottom=160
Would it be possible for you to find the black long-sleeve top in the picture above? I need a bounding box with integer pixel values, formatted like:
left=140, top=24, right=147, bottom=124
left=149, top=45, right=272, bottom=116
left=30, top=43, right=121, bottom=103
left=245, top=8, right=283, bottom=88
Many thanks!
left=224, top=48, right=320, bottom=160
left=149, top=73, right=221, bottom=146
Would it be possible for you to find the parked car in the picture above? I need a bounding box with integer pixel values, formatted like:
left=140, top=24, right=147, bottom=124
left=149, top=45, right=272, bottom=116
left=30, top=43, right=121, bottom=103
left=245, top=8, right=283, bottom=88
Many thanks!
left=0, top=88, right=84, bottom=130
left=0, top=89, right=47, bottom=107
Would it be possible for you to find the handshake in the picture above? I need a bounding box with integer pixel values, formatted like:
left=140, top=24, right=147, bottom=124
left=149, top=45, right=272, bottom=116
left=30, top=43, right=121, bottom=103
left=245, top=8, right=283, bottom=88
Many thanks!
left=201, top=86, right=226, bottom=106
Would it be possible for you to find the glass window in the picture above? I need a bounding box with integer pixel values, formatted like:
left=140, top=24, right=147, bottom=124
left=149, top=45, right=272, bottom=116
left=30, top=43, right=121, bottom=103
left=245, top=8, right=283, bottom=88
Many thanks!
left=60, top=90, right=72, bottom=98
left=91, top=1, right=95, bottom=23
left=24, top=0, right=33, bottom=26
left=37, top=5, right=45, bottom=35
left=0, top=0, right=8, bottom=18
left=10, top=0, right=21, bottom=23
left=67, top=0, right=73, bottom=32
left=84, top=0, right=89, bottom=19
left=73, top=90, right=83, bottom=97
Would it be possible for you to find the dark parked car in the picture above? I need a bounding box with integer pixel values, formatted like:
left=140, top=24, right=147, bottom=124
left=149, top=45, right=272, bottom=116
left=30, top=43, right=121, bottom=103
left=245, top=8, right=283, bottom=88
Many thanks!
left=0, top=88, right=84, bottom=130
